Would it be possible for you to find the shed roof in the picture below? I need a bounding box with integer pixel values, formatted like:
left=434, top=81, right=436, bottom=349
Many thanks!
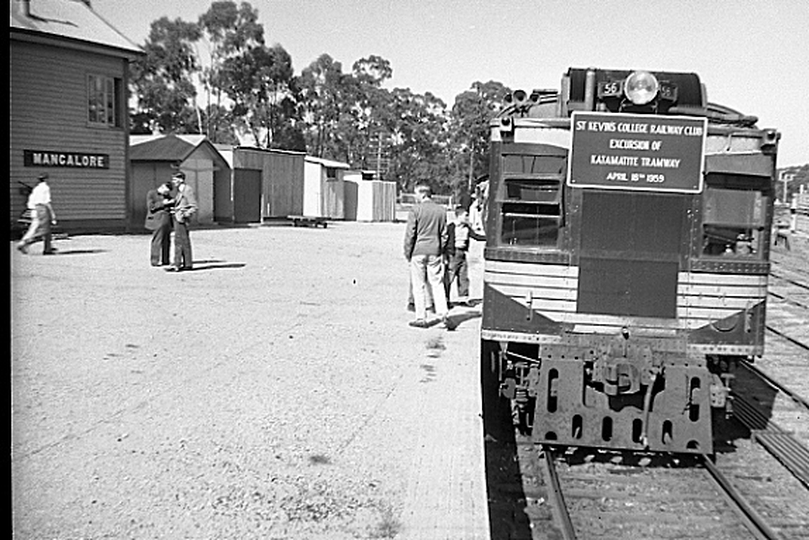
left=129, top=134, right=228, bottom=166
left=10, top=0, right=142, bottom=57
left=305, top=156, right=351, bottom=169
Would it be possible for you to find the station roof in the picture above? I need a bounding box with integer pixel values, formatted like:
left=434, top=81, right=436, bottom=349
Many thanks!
left=10, top=0, right=142, bottom=58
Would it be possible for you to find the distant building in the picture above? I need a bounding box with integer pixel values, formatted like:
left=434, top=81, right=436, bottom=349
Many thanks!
left=129, top=134, right=231, bottom=228
left=9, top=0, right=143, bottom=233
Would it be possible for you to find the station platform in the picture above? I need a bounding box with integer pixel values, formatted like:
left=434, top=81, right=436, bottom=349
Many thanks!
left=398, top=312, right=491, bottom=540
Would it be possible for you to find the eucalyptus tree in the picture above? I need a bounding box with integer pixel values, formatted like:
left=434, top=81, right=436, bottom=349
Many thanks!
left=130, top=16, right=202, bottom=134
left=382, top=88, right=452, bottom=194
left=449, top=80, right=511, bottom=194
left=197, top=0, right=264, bottom=142
left=220, top=42, right=301, bottom=149
left=343, top=55, right=394, bottom=169
left=298, top=54, right=348, bottom=158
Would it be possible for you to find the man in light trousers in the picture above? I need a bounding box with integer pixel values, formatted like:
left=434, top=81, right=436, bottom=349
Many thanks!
left=403, top=184, right=455, bottom=330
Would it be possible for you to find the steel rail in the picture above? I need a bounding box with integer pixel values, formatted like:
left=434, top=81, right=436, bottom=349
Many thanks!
left=765, top=325, right=809, bottom=353
left=739, top=359, right=809, bottom=410
left=769, top=270, right=809, bottom=291
left=768, top=290, right=809, bottom=310
left=732, top=394, right=809, bottom=489
left=700, top=454, right=782, bottom=540
left=539, top=446, right=577, bottom=540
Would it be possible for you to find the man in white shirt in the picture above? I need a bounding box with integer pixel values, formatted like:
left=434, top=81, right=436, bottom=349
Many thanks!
left=17, top=173, right=57, bottom=255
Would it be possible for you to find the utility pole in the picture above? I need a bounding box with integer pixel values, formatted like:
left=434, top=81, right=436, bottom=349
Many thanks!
left=780, top=170, right=794, bottom=204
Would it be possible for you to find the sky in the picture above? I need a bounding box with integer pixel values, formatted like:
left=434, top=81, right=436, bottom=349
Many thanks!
left=93, top=0, right=808, bottom=168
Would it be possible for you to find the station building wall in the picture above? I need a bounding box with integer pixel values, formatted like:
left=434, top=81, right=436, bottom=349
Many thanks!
left=9, top=39, right=134, bottom=234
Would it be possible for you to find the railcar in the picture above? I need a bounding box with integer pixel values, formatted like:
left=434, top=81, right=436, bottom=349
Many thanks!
left=481, top=67, right=779, bottom=454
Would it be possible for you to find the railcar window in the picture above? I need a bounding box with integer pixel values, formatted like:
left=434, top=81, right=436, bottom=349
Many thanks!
left=701, top=177, right=768, bottom=258
left=502, top=155, right=566, bottom=175
left=499, top=178, right=562, bottom=247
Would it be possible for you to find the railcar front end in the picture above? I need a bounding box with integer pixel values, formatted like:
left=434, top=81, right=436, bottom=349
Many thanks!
left=481, top=68, right=779, bottom=454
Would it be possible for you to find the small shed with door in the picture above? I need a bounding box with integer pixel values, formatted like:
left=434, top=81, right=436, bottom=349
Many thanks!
left=129, top=134, right=230, bottom=229
left=303, top=156, right=350, bottom=219
left=227, top=147, right=306, bottom=222
left=343, top=170, right=397, bottom=222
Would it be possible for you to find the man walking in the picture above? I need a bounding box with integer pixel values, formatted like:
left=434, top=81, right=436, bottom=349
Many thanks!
left=166, top=171, right=197, bottom=272
left=403, top=184, right=454, bottom=330
left=16, top=173, right=57, bottom=255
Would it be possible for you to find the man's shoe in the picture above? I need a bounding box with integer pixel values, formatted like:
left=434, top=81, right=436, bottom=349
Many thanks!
left=442, top=316, right=457, bottom=331
left=408, top=319, right=428, bottom=328
left=16, top=243, right=28, bottom=254
left=164, top=267, right=183, bottom=272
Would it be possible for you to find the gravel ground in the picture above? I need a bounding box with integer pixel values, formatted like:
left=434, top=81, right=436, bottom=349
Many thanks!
left=11, top=221, right=485, bottom=540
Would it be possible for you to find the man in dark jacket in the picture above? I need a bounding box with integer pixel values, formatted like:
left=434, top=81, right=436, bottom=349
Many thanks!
left=403, top=184, right=454, bottom=329
left=144, top=182, right=174, bottom=266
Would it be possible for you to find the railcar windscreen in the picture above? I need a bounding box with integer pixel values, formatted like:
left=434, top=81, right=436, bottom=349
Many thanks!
left=701, top=173, right=770, bottom=258
left=499, top=178, right=562, bottom=247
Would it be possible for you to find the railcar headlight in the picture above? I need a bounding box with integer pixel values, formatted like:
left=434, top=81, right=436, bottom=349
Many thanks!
left=624, top=70, right=659, bottom=105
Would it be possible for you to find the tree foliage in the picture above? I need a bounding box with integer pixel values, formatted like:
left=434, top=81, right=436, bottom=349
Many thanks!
left=130, top=17, right=201, bottom=134
left=130, top=1, right=510, bottom=194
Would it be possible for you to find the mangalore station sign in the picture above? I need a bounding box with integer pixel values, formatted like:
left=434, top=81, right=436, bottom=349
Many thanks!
left=568, top=112, right=707, bottom=193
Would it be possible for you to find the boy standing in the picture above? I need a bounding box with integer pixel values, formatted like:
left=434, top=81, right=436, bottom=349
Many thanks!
left=445, top=205, right=486, bottom=306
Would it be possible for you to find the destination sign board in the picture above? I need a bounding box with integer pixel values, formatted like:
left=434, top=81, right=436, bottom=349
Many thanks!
left=567, top=112, right=706, bottom=193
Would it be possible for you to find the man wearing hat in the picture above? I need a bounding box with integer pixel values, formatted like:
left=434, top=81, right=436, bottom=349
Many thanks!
left=144, top=182, right=175, bottom=266
left=16, top=173, right=57, bottom=255
left=166, top=170, right=197, bottom=272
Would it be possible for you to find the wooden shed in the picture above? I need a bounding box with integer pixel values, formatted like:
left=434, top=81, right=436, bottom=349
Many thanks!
left=129, top=134, right=230, bottom=229
left=343, top=171, right=397, bottom=222
left=229, top=147, right=306, bottom=222
left=303, top=156, right=350, bottom=219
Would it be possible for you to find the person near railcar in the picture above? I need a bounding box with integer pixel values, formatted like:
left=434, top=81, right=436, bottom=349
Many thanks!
left=444, top=205, right=486, bottom=306
left=403, top=184, right=454, bottom=330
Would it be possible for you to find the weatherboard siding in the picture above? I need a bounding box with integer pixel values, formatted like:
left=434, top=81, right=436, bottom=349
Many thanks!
left=10, top=40, right=129, bottom=229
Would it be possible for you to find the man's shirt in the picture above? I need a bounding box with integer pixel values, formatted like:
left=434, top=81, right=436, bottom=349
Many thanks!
left=27, top=182, right=51, bottom=209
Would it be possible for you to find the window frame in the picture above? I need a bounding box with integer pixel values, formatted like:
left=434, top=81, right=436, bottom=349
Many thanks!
left=87, top=74, right=122, bottom=128
left=699, top=173, right=771, bottom=260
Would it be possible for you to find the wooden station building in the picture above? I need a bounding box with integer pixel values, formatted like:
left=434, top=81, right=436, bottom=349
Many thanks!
left=9, top=0, right=142, bottom=234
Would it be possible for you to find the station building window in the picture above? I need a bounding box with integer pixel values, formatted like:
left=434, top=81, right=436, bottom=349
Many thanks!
left=701, top=173, right=770, bottom=258
left=88, top=74, right=122, bottom=128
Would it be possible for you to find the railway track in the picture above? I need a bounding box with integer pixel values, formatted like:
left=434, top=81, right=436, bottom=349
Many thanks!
left=482, top=247, right=809, bottom=539
left=767, top=263, right=809, bottom=352
left=537, top=443, right=809, bottom=540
